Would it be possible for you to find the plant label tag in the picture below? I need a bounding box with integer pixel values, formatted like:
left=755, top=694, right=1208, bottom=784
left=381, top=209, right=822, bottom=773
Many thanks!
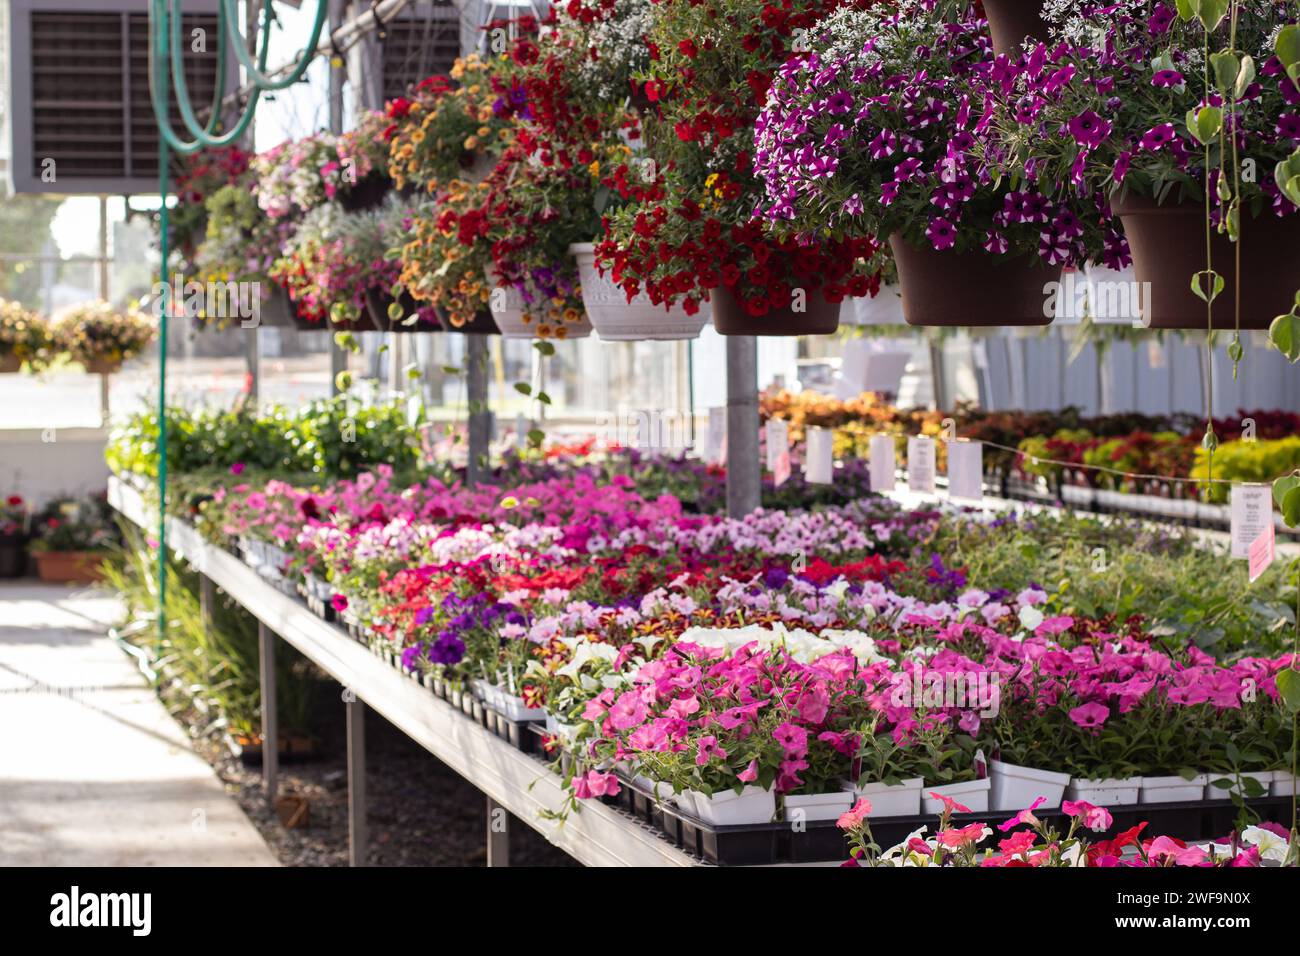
left=908, top=436, right=936, bottom=494
left=804, top=426, right=834, bottom=485
left=1230, top=483, right=1272, bottom=560
left=947, top=440, right=983, bottom=502
left=705, top=407, right=726, bottom=465
left=774, top=449, right=792, bottom=487
left=765, top=418, right=789, bottom=473
left=1248, top=523, right=1275, bottom=583
left=869, top=434, right=895, bottom=492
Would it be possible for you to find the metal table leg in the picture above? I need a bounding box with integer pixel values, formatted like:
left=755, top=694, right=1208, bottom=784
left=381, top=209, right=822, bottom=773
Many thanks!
left=258, top=622, right=277, bottom=806
left=486, top=796, right=510, bottom=867
left=347, top=695, right=368, bottom=867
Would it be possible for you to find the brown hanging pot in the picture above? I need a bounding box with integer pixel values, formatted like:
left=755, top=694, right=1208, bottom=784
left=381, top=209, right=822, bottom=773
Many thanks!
left=982, top=0, right=1051, bottom=59
left=1110, top=192, right=1300, bottom=330
left=889, top=233, right=1059, bottom=327
left=711, top=285, right=840, bottom=336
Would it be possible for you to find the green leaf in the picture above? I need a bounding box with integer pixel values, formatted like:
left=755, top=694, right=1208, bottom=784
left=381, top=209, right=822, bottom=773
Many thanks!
left=1283, top=486, right=1300, bottom=528
left=1270, top=312, right=1300, bottom=363
left=536, top=391, right=552, bottom=405
left=1276, top=152, right=1300, bottom=208
left=1278, top=668, right=1300, bottom=713
left=1277, top=26, right=1300, bottom=76
left=533, top=340, right=556, bottom=357
left=1190, top=270, right=1225, bottom=303
left=1186, top=106, right=1222, bottom=145
left=1210, top=51, right=1239, bottom=93
left=1235, top=54, right=1256, bottom=98
left=1273, top=474, right=1300, bottom=511
left=526, top=428, right=545, bottom=447
left=513, top=382, right=532, bottom=396
left=1174, top=0, right=1196, bottom=21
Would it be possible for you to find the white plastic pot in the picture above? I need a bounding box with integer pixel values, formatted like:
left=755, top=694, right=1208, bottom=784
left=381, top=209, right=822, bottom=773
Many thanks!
left=631, top=773, right=676, bottom=802
left=1139, top=773, right=1208, bottom=804
left=1206, top=771, right=1275, bottom=801
left=921, top=777, right=992, bottom=815
left=685, top=786, right=777, bottom=825
left=988, top=759, right=1070, bottom=811
left=1271, top=772, right=1299, bottom=797
left=484, top=266, right=592, bottom=340
left=1066, top=777, right=1141, bottom=806
left=844, top=284, right=904, bottom=326
left=847, top=777, right=925, bottom=817
left=570, top=242, right=708, bottom=340
left=783, top=789, right=853, bottom=823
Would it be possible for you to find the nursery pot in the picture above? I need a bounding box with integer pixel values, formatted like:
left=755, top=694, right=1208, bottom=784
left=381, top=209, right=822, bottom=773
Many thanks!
left=485, top=266, right=592, bottom=340
left=847, top=777, right=925, bottom=817
left=711, top=283, right=840, bottom=337
left=983, top=0, right=1051, bottom=58
left=1111, top=192, right=1300, bottom=329
left=1271, top=772, right=1299, bottom=797
left=0, top=354, right=21, bottom=373
left=890, top=234, right=1060, bottom=327
left=686, top=786, right=777, bottom=826
left=920, top=777, right=992, bottom=815
left=988, top=759, right=1070, bottom=811
left=783, top=789, right=853, bottom=823
left=1139, top=773, right=1208, bottom=804
left=364, top=289, right=442, bottom=333
left=569, top=243, right=707, bottom=340
left=340, top=173, right=391, bottom=212
left=33, top=550, right=106, bottom=585
left=83, top=357, right=123, bottom=375
left=1065, top=777, right=1141, bottom=807
left=0, top=534, right=27, bottom=578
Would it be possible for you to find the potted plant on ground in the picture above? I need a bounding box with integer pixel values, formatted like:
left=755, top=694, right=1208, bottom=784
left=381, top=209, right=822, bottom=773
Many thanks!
left=0, top=495, right=28, bottom=578
left=30, top=495, right=117, bottom=585
left=51, top=301, right=156, bottom=374
left=755, top=1, right=1127, bottom=327
left=987, top=0, right=1300, bottom=333
left=600, top=0, right=883, bottom=335
left=0, top=299, right=49, bottom=373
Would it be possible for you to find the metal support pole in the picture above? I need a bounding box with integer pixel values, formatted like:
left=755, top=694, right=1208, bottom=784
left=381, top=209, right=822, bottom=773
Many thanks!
left=928, top=338, right=948, bottom=412
left=258, top=621, right=277, bottom=806
left=347, top=695, right=368, bottom=867
left=466, top=333, right=492, bottom=486
left=725, top=335, right=761, bottom=519
left=486, top=796, right=510, bottom=867
left=328, top=0, right=348, bottom=398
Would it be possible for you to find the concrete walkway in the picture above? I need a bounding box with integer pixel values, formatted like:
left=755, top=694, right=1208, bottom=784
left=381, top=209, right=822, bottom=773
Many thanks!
left=0, top=583, right=277, bottom=866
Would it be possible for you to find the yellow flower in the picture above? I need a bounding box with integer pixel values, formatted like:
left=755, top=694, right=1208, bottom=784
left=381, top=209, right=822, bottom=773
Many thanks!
left=588, top=160, right=601, bottom=177
left=477, top=126, right=490, bottom=137
left=563, top=307, right=580, bottom=323
left=464, top=136, right=479, bottom=151
left=705, top=173, right=719, bottom=188
left=411, top=129, right=425, bottom=145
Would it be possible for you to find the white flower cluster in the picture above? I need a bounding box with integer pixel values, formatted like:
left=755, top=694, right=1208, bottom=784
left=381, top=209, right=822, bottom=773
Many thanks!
left=564, top=0, right=655, bottom=103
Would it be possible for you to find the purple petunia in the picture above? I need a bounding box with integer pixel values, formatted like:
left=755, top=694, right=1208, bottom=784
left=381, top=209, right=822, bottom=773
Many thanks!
left=1151, top=69, right=1185, bottom=89
left=926, top=217, right=957, bottom=251
left=1139, top=123, right=1176, bottom=151
left=1277, top=114, right=1300, bottom=141
left=1067, top=110, right=1112, bottom=149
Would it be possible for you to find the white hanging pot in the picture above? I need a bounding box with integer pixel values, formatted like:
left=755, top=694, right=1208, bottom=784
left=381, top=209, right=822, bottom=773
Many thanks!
left=783, top=789, right=853, bottom=822
left=484, top=267, right=592, bottom=340
left=1138, top=773, right=1207, bottom=804
left=570, top=242, right=708, bottom=341
left=988, top=759, right=1070, bottom=811
left=685, top=786, right=777, bottom=825
left=920, top=777, right=991, bottom=814
left=845, top=284, right=904, bottom=326
left=846, top=776, right=925, bottom=817
left=1066, top=777, right=1141, bottom=806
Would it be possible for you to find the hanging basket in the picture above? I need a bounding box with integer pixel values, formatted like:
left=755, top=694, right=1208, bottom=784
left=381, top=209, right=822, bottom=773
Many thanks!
left=570, top=243, right=708, bottom=340
left=711, top=283, right=840, bottom=337
left=889, top=233, right=1058, bottom=327
left=983, top=0, right=1051, bottom=59
left=485, top=267, right=592, bottom=340
left=845, top=285, right=905, bottom=326
left=434, top=306, right=501, bottom=335
left=83, top=357, right=123, bottom=375
left=364, top=289, right=443, bottom=333
left=0, top=354, right=21, bottom=374
left=1110, top=192, right=1299, bottom=330
left=258, top=285, right=296, bottom=328
left=339, top=173, right=391, bottom=213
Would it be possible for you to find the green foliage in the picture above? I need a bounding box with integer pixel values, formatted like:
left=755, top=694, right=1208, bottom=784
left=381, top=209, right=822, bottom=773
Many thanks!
left=1192, top=437, right=1300, bottom=503
left=106, top=395, right=424, bottom=481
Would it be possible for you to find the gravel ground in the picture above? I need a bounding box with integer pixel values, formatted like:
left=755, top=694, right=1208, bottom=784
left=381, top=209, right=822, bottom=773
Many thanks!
left=179, top=672, right=577, bottom=868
